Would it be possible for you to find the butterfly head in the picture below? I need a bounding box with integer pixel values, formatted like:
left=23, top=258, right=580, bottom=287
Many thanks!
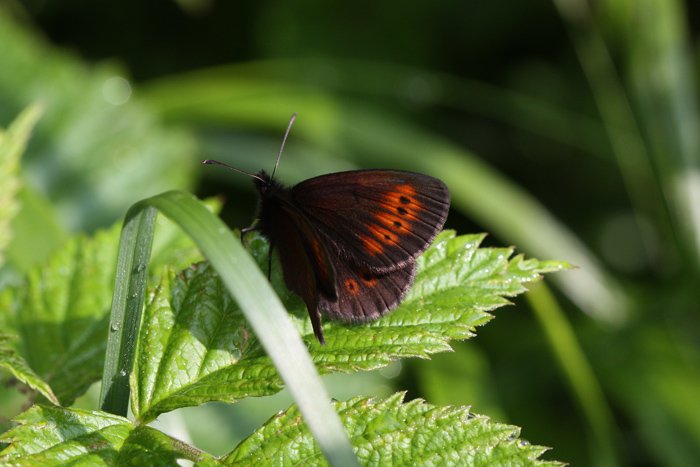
left=253, top=170, right=283, bottom=199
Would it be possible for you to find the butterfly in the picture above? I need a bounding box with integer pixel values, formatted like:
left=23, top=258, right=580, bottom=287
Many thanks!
left=203, top=114, right=450, bottom=345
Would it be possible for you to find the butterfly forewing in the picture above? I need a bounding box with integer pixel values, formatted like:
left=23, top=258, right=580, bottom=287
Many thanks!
left=291, top=170, right=450, bottom=272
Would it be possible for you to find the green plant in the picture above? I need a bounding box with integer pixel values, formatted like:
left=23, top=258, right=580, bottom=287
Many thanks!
left=5, top=1, right=699, bottom=464
left=0, top=109, right=569, bottom=465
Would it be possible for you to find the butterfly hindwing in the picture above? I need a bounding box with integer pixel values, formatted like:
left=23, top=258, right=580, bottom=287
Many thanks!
left=290, top=170, right=450, bottom=272
left=319, top=255, right=416, bottom=323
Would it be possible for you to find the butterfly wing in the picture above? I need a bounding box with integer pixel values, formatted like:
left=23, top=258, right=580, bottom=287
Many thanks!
left=290, top=170, right=450, bottom=272
left=260, top=197, right=337, bottom=344
left=319, top=255, right=416, bottom=323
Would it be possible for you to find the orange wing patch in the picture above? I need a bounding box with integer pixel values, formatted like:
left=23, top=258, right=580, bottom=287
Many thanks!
left=360, top=234, right=384, bottom=256
left=363, top=184, right=425, bottom=256
left=367, top=223, right=399, bottom=245
left=344, top=278, right=359, bottom=294
left=381, top=184, right=422, bottom=222
left=375, top=211, right=411, bottom=234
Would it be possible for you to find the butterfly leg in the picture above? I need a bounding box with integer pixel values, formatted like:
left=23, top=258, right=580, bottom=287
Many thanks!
left=240, top=225, right=257, bottom=243
left=266, top=241, right=275, bottom=281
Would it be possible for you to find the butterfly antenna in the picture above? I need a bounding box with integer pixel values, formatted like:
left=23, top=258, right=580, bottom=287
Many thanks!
left=201, top=159, right=266, bottom=183
left=271, top=112, right=297, bottom=179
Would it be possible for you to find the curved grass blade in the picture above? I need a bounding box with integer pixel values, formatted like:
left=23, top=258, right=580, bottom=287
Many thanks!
left=99, top=190, right=359, bottom=467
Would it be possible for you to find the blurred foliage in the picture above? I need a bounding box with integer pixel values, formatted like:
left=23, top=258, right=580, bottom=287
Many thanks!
left=1, top=0, right=699, bottom=466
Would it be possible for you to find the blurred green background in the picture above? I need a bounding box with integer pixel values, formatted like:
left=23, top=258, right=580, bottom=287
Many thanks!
left=1, top=0, right=700, bottom=465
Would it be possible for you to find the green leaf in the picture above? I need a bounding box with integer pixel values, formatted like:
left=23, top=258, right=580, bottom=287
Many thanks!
left=0, top=405, right=215, bottom=466
left=0, top=405, right=132, bottom=466
left=132, top=230, right=570, bottom=422
left=0, top=199, right=210, bottom=408
left=0, top=225, right=122, bottom=406
left=132, top=263, right=277, bottom=422
left=0, top=104, right=43, bottom=267
left=0, top=396, right=563, bottom=467
left=224, top=392, right=564, bottom=466
left=0, top=335, right=58, bottom=405
left=118, top=425, right=215, bottom=466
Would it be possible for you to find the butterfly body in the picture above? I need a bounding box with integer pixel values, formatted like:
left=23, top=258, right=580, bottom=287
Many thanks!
left=251, top=168, right=450, bottom=345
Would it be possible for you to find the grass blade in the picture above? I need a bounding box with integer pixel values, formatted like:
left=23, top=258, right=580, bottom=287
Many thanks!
left=100, top=206, right=158, bottom=415
left=526, top=281, right=619, bottom=467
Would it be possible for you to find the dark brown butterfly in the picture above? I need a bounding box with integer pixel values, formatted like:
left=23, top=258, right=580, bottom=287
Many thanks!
left=203, top=114, right=450, bottom=345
